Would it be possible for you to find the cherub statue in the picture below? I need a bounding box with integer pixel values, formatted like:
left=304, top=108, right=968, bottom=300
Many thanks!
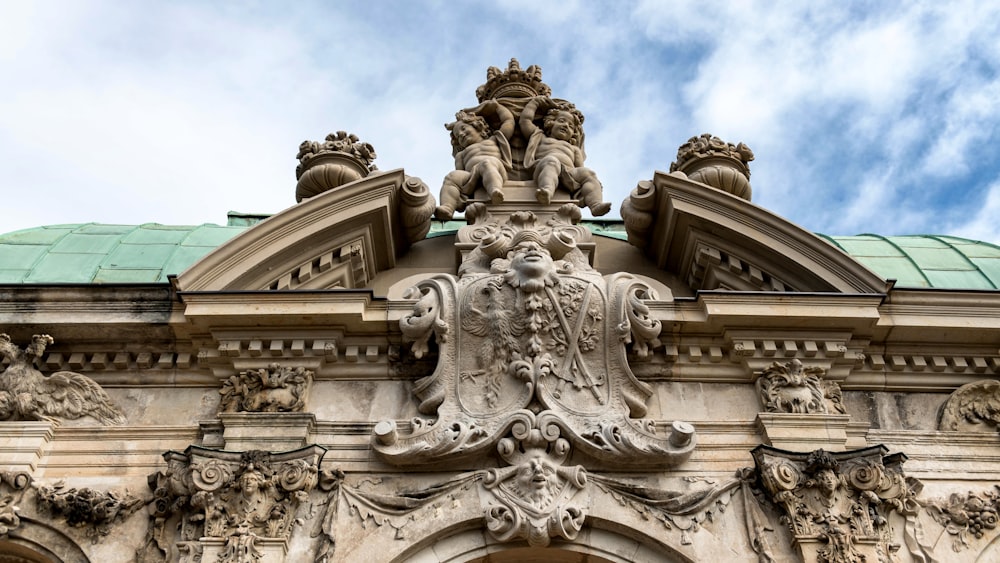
left=435, top=100, right=515, bottom=220
left=0, top=334, right=125, bottom=424
left=520, top=96, right=611, bottom=216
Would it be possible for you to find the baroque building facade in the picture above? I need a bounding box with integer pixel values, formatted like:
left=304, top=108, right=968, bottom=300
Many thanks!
left=3, top=60, right=1000, bottom=562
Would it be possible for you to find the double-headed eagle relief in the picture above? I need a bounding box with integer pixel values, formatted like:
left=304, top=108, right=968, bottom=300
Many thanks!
left=378, top=60, right=695, bottom=469
left=435, top=59, right=612, bottom=220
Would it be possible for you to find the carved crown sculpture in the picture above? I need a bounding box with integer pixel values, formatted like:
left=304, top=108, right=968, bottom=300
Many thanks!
left=295, top=130, right=378, bottom=202
left=0, top=333, right=125, bottom=425
left=670, top=133, right=755, bottom=200
left=476, top=58, right=552, bottom=102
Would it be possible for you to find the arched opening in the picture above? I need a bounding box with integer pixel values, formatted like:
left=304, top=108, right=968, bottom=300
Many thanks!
left=396, top=524, right=695, bottom=563
left=0, top=518, right=90, bottom=563
left=0, top=540, right=53, bottom=563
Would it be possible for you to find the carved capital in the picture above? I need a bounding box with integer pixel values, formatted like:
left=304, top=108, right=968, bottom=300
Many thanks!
left=141, top=445, right=325, bottom=562
left=751, top=445, right=918, bottom=562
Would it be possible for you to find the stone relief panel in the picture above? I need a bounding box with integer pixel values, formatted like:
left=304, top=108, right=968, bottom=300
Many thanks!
left=752, top=446, right=923, bottom=563
left=377, top=209, right=694, bottom=467
left=924, top=486, right=1000, bottom=554
left=219, top=363, right=313, bottom=413
left=139, top=445, right=324, bottom=563
left=939, top=379, right=1000, bottom=432
left=757, top=359, right=846, bottom=415
left=0, top=334, right=125, bottom=425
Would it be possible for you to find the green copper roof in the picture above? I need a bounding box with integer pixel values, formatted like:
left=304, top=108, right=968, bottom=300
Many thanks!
left=0, top=223, right=247, bottom=284
left=3, top=220, right=1000, bottom=290
left=821, top=234, right=1000, bottom=289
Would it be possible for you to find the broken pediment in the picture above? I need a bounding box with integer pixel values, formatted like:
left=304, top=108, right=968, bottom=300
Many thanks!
left=175, top=169, right=434, bottom=292
left=621, top=169, right=888, bottom=294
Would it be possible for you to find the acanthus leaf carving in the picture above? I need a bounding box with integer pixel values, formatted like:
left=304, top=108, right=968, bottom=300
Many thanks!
left=0, top=470, right=31, bottom=539
left=0, top=333, right=126, bottom=425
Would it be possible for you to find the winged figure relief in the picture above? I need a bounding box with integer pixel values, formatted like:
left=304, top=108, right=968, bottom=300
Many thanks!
left=0, top=334, right=125, bottom=425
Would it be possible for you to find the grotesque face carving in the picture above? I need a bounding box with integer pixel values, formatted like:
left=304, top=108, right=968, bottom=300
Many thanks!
left=496, top=239, right=560, bottom=294
left=816, top=468, right=839, bottom=497
left=515, top=455, right=558, bottom=507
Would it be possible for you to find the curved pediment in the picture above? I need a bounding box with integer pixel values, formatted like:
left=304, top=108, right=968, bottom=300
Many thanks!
left=176, top=169, right=433, bottom=292
left=622, top=171, right=888, bottom=294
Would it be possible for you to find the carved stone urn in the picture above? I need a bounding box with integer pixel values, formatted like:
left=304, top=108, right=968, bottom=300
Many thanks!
left=295, top=151, right=371, bottom=202
left=670, top=133, right=754, bottom=200
left=295, top=131, right=377, bottom=202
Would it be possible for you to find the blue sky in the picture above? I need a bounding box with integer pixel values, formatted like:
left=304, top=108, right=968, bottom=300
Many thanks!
left=2, top=1, right=999, bottom=241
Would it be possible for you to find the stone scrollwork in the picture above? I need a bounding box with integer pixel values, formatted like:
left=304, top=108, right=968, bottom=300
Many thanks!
left=0, top=333, right=126, bottom=425
left=939, top=379, right=1000, bottom=431
left=0, top=470, right=31, bottom=538
left=752, top=446, right=921, bottom=563
left=139, top=445, right=325, bottom=563
left=219, top=363, right=314, bottom=413
left=756, top=359, right=846, bottom=415
left=380, top=211, right=694, bottom=467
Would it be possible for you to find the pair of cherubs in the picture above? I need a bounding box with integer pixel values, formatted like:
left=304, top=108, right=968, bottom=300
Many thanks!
left=434, top=97, right=612, bottom=220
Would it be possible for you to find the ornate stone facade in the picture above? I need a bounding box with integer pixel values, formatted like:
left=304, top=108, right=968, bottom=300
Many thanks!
left=3, top=59, right=1000, bottom=562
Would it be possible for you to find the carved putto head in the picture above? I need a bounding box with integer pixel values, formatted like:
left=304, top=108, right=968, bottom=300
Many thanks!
left=542, top=102, right=585, bottom=147
left=805, top=449, right=842, bottom=497
left=446, top=110, right=492, bottom=154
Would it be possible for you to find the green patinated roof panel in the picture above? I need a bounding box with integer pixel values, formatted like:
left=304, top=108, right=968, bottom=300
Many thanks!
left=4, top=221, right=1000, bottom=289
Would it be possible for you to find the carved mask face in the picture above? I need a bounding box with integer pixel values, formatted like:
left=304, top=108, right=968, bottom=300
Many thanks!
left=517, top=456, right=556, bottom=495
left=509, top=242, right=555, bottom=290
